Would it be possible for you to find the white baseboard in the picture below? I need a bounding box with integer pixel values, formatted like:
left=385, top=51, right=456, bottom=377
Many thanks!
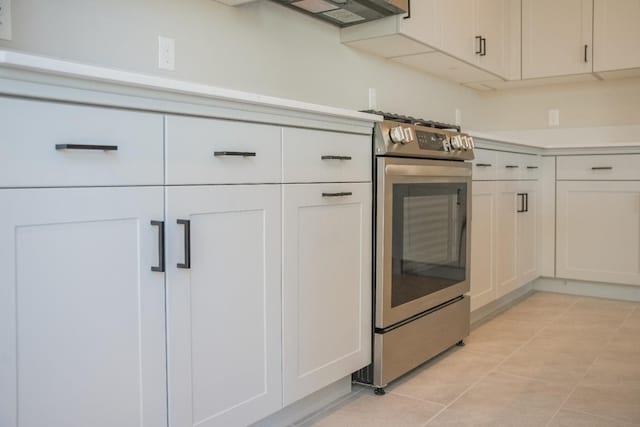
left=533, top=277, right=640, bottom=302
left=251, top=376, right=352, bottom=427
left=470, top=282, right=536, bottom=326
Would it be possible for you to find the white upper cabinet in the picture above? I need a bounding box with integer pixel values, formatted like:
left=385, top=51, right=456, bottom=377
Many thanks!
left=438, top=0, right=476, bottom=63
left=522, top=0, right=593, bottom=79
left=476, top=0, right=510, bottom=77
left=341, top=0, right=519, bottom=82
left=593, top=0, right=640, bottom=72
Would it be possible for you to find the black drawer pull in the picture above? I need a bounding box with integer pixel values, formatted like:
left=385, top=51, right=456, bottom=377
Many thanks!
left=591, top=166, right=613, bottom=170
left=505, top=165, right=519, bottom=169
left=322, top=192, right=353, bottom=197
left=177, top=219, right=191, bottom=269
left=150, top=220, right=165, bottom=273
left=321, top=155, right=352, bottom=161
left=476, top=163, right=492, bottom=167
left=56, top=144, right=118, bottom=151
left=214, top=151, right=256, bottom=157
left=526, top=166, right=539, bottom=169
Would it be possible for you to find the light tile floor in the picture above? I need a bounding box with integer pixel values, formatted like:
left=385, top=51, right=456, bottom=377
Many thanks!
left=300, top=292, right=640, bottom=427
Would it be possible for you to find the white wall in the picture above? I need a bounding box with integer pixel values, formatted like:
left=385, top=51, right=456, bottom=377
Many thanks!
left=0, top=0, right=482, bottom=128
left=477, top=77, right=640, bottom=131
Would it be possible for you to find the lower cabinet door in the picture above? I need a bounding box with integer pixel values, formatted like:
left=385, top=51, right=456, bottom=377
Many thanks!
left=282, top=183, right=372, bottom=406
left=495, top=181, right=519, bottom=298
left=166, top=185, right=282, bottom=427
left=517, top=181, right=538, bottom=285
left=0, top=187, right=166, bottom=427
left=556, top=181, right=640, bottom=286
left=469, top=181, right=497, bottom=311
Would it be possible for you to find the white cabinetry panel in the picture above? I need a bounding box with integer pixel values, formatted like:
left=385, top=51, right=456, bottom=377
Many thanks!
left=522, top=0, right=593, bottom=79
left=282, top=183, right=371, bottom=406
left=166, top=185, right=282, bottom=427
left=594, top=0, right=640, bottom=72
left=556, top=181, right=640, bottom=286
left=165, top=115, right=282, bottom=185
left=0, top=187, right=166, bottom=427
left=0, top=97, right=163, bottom=187
left=469, top=181, right=497, bottom=311
left=282, top=128, right=371, bottom=183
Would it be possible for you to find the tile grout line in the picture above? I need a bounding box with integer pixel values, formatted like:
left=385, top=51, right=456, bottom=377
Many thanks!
left=420, top=296, right=583, bottom=426
left=544, top=302, right=637, bottom=427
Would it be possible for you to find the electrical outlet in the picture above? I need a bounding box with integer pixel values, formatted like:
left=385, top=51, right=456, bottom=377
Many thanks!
left=158, top=36, right=175, bottom=71
left=368, top=88, right=377, bottom=110
left=455, top=108, right=462, bottom=126
left=0, top=0, right=13, bottom=41
left=548, top=109, right=560, bottom=127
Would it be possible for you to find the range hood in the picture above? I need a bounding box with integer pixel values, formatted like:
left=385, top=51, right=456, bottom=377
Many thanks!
left=270, top=0, right=408, bottom=27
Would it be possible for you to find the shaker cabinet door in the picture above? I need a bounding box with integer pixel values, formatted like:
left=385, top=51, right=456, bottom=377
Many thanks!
left=282, top=183, right=371, bottom=406
left=593, top=0, right=640, bottom=72
left=556, top=181, right=640, bottom=286
left=166, top=185, right=282, bottom=427
left=522, top=0, right=593, bottom=78
left=0, top=187, right=166, bottom=427
left=469, top=181, right=497, bottom=311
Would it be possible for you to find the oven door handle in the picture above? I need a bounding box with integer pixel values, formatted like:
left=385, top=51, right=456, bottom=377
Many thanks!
left=385, top=164, right=471, bottom=178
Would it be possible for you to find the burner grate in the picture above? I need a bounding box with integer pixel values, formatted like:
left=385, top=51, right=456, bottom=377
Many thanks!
left=361, top=110, right=460, bottom=132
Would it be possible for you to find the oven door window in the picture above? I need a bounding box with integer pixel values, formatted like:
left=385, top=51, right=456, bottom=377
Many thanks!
left=391, top=182, right=467, bottom=308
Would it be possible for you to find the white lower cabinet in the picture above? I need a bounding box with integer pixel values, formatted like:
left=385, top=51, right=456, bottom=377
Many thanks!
left=0, top=187, right=167, bottom=427
left=470, top=149, right=540, bottom=311
left=165, top=185, right=282, bottom=427
left=556, top=181, right=640, bottom=286
left=282, top=183, right=371, bottom=406
left=469, top=181, right=497, bottom=311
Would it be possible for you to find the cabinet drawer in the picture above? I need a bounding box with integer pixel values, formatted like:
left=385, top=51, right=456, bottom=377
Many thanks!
left=557, top=155, right=640, bottom=180
left=472, top=149, right=497, bottom=180
left=520, top=155, right=542, bottom=180
left=495, top=152, right=523, bottom=180
left=495, top=152, right=541, bottom=180
left=282, top=128, right=371, bottom=183
left=165, top=115, right=281, bottom=185
left=0, top=97, right=163, bottom=187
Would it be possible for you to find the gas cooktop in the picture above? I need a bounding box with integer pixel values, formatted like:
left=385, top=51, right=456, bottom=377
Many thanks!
left=361, top=110, right=461, bottom=132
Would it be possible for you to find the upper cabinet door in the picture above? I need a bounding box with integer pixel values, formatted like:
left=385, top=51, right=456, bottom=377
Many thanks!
left=522, top=0, right=593, bottom=79
left=593, top=0, right=640, bottom=72
left=476, top=0, right=508, bottom=77
left=399, top=0, right=441, bottom=48
left=437, top=0, right=477, bottom=63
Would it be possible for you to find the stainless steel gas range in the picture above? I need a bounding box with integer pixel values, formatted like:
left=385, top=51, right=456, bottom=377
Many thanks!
left=355, top=112, right=475, bottom=394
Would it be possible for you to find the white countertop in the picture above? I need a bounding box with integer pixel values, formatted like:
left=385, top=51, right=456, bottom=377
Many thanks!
left=0, top=50, right=381, bottom=124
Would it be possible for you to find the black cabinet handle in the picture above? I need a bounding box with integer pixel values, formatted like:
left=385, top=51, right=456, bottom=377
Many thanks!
left=475, top=36, right=482, bottom=55
left=517, top=193, right=526, bottom=213
left=321, top=155, right=352, bottom=161
left=322, top=192, right=353, bottom=197
left=56, top=144, right=118, bottom=151
left=403, top=0, right=411, bottom=19
left=584, top=44, right=588, bottom=63
left=505, top=165, right=519, bottom=169
left=177, top=219, right=191, bottom=269
left=524, top=193, right=529, bottom=212
left=150, top=220, right=165, bottom=272
left=476, top=163, right=492, bottom=167
left=526, top=166, right=539, bottom=169
left=591, top=166, right=613, bottom=170
left=481, top=37, right=487, bottom=56
left=214, top=151, right=256, bottom=157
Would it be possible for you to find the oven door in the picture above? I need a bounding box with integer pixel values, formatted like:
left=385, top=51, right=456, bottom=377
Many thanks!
left=376, top=157, right=472, bottom=329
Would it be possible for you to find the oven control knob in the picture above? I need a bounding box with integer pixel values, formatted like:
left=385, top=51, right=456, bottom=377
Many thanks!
left=389, top=126, right=413, bottom=144
left=452, top=135, right=462, bottom=150
left=389, top=126, right=406, bottom=144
